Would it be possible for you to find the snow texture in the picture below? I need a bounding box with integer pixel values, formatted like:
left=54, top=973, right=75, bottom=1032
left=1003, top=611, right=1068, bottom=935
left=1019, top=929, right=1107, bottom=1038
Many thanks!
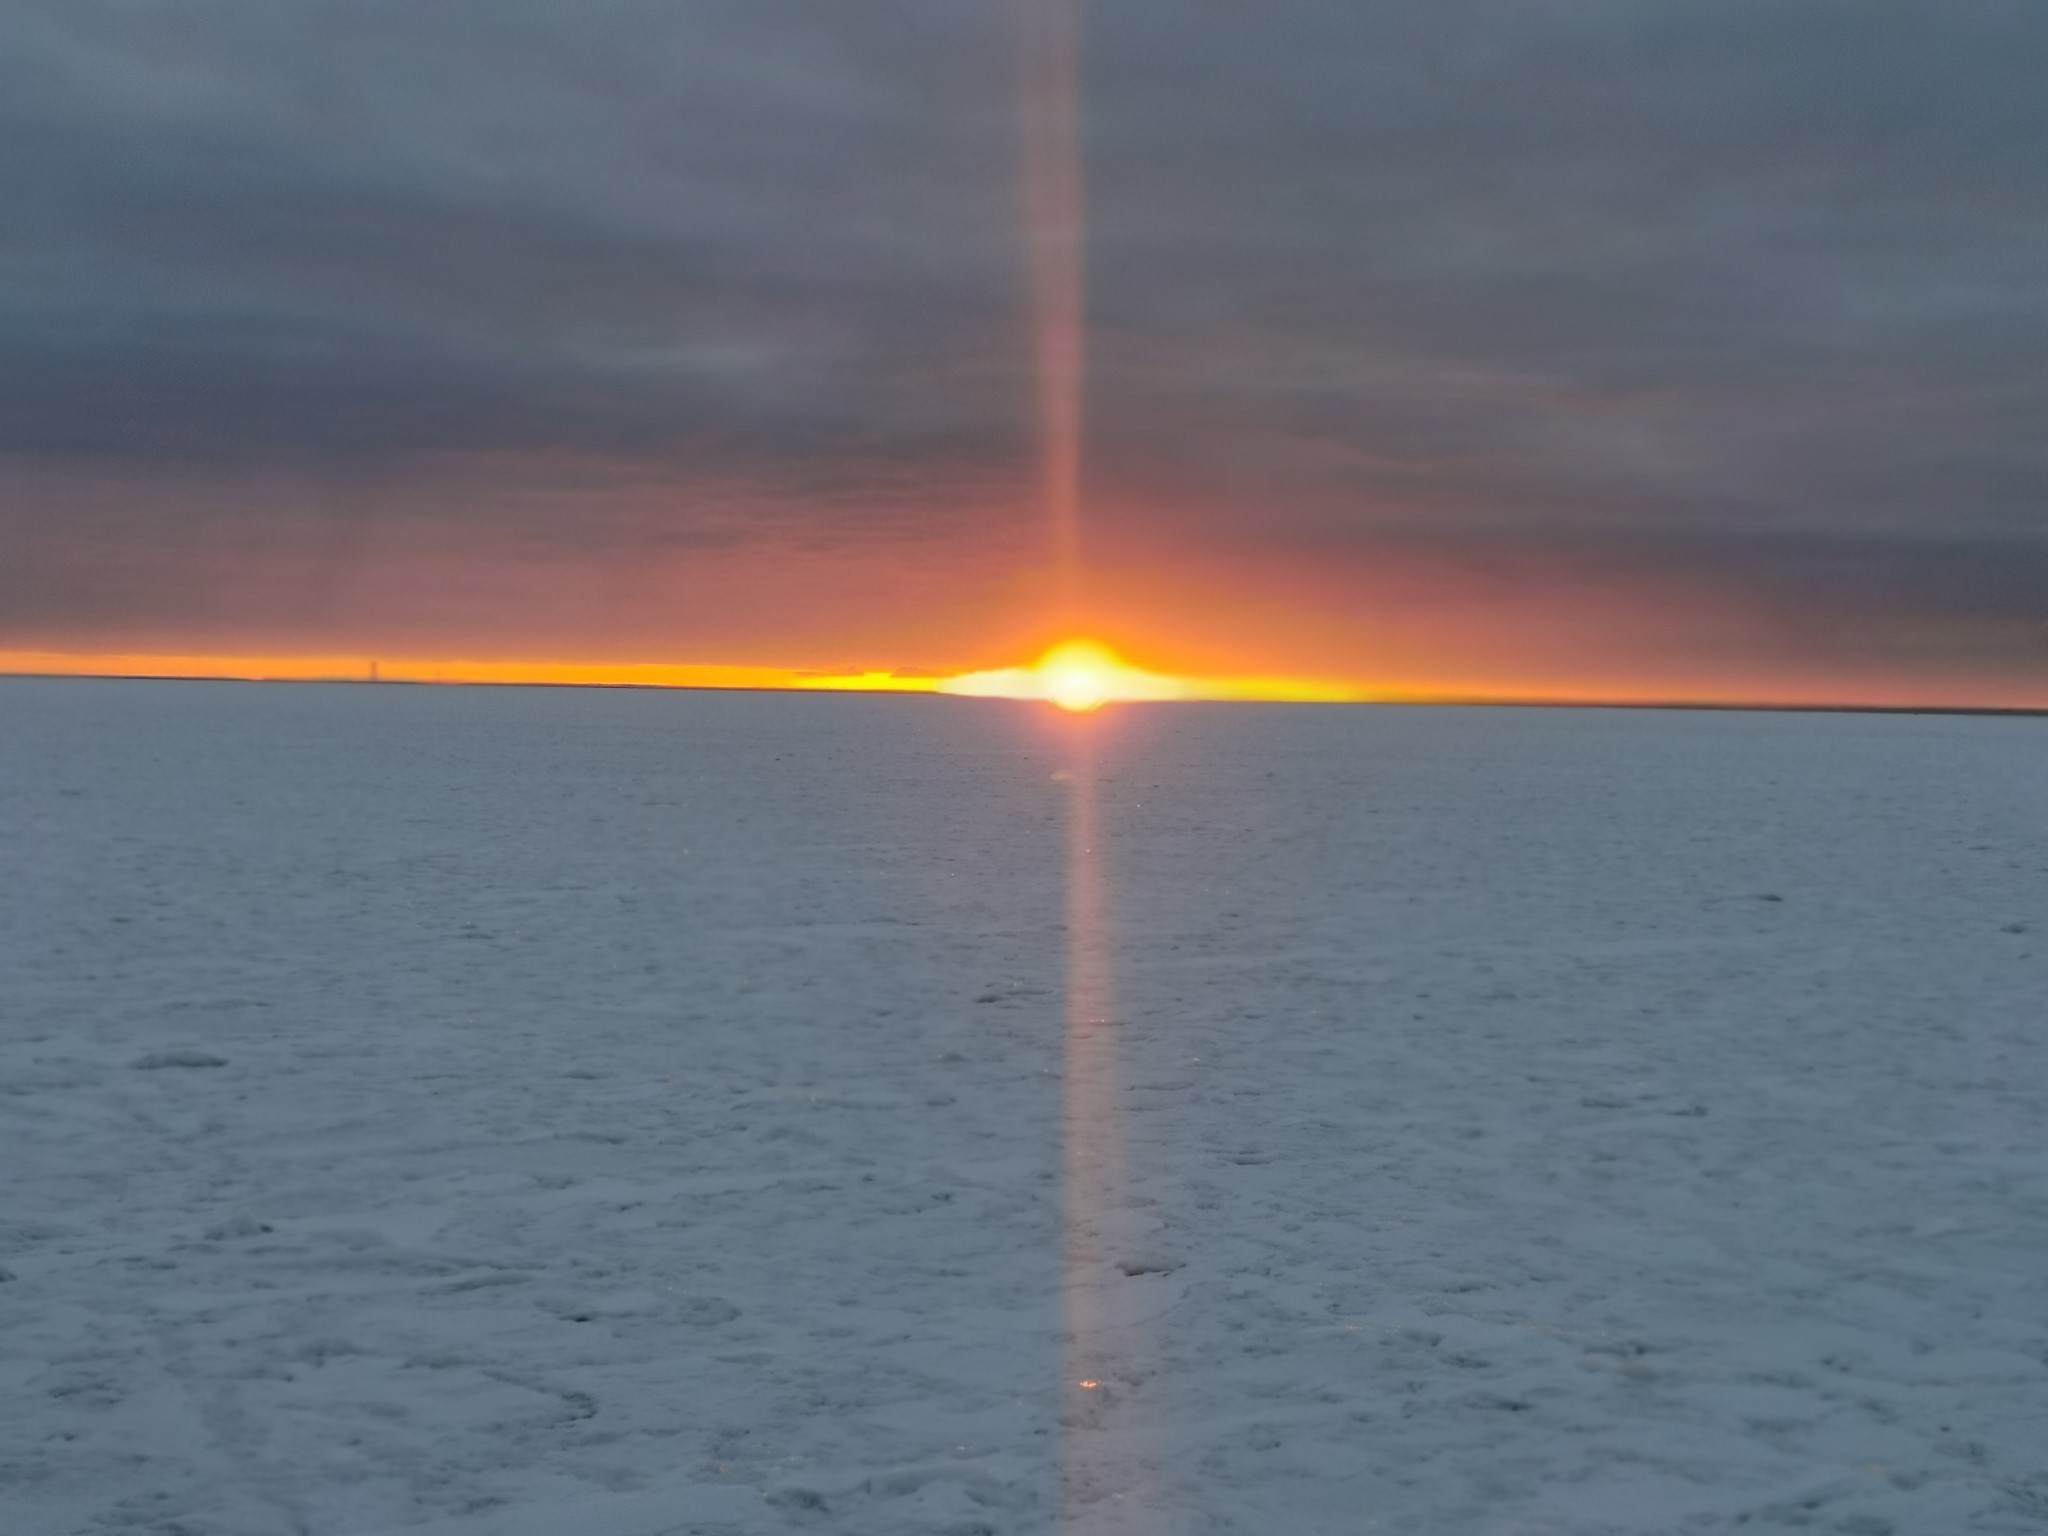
left=2, top=679, right=2045, bottom=1535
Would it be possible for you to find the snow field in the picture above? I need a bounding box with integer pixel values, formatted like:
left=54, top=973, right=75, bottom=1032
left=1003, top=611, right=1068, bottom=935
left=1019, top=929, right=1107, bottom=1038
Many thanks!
left=2, top=681, right=2044, bottom=1533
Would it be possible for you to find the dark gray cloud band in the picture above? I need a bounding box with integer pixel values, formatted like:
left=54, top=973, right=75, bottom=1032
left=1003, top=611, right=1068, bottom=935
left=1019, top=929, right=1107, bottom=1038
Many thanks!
left=2, top=0, right=2044, bottom=679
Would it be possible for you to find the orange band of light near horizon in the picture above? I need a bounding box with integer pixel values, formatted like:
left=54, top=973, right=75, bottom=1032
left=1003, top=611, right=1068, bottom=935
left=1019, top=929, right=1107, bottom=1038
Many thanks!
left=4, top=646, right=2042, bottom=713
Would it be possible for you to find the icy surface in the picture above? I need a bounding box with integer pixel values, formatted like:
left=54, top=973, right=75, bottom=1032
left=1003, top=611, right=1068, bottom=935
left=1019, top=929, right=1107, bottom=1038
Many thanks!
left=2, top=679, right=2045, bottom=1535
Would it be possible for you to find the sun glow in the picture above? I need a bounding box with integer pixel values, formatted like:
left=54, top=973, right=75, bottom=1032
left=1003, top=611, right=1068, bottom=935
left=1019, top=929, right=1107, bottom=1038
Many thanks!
left=938, top=640, right=1190, bottom=709
left=1039, top=639, right=1159, bottom=711
left=936, top=639, right=1362, bottom=708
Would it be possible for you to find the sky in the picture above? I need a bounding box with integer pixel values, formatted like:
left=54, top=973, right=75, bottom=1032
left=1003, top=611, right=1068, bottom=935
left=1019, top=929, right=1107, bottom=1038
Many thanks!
left=2, top=0, right=2045, bottom=705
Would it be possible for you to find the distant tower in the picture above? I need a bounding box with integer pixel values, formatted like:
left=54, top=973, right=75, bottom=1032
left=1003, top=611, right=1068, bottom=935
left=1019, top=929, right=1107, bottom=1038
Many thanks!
left=369, top=660, right=381, bottom=684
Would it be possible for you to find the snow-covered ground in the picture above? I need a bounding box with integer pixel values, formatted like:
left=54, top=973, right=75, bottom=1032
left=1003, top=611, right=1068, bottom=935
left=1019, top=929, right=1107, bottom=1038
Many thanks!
left=3, top=679, right=2044, bottom=1535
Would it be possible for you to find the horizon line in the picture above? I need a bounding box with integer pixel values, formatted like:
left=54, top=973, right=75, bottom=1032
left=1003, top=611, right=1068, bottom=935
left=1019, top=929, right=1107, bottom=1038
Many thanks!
left=3, top=666, right=2042, bottom=720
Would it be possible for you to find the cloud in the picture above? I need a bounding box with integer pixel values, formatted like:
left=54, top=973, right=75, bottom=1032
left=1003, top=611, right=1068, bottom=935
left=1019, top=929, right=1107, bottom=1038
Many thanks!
left=0, top=0, right=2043, bottom=679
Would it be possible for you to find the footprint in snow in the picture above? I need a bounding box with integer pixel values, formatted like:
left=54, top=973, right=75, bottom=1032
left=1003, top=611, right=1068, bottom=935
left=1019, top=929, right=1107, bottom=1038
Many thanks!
left=132, top=1050, right=228, bottom=1070
left=203, top=1213, right=273, bottom=1240
left=1118, top=1254, right=1184, bottom=1277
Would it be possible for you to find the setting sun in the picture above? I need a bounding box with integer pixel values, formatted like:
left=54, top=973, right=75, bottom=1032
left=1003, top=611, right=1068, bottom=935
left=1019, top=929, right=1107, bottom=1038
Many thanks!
left=937, top=639, right=1364, bottom=708
left=939, top=639, right=1191, bottom=709
left=1041, top=640, right=1126, bottom=711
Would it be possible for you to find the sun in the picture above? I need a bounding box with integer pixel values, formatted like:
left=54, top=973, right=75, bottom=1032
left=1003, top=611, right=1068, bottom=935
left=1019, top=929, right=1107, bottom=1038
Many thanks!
left=1039, top=639, right=1117, bottom=712
left=937, top=639, right=1191, bottom=709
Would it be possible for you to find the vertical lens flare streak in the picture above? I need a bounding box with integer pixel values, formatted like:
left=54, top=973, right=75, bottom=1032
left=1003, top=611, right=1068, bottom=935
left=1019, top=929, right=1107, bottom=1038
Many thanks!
left=1059, top=723, right=1161, bottom=1531
left=1020, top=8, right=1160, bottom=1518
left=1018, top=0, right=1088, bottom=621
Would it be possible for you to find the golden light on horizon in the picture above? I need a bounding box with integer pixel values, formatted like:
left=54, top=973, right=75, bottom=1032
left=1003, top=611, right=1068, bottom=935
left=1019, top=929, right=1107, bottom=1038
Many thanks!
left=936, top=638, right=1363, bottom=708
left=0, top=641, right=1381, bottom=707
left=938, top=639, right=1189, bottom=709
left=0, top=650, right=948, bottom=694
